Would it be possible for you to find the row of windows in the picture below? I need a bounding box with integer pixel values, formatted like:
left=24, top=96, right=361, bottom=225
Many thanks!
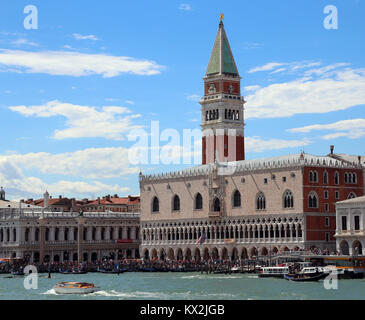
left=0, top=227, right=138, bottom=242
left=341, top=215, right=361, bottom=231
left=309, top=170, right=357, bottom=185
left=152, top=189, right=358, bottom=213
left=308, top=191, right=357, bottom=209
left=151, top=190, right=295, bottom=213
left=205, top=109, right=240, bottom=121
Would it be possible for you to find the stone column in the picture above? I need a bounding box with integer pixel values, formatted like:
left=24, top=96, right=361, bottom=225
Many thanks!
left=59, top=227, right=65, bottom=242
left=105, top=227, right=110, bottom=240
left=39, top=219, right=46, bottom=263
left=131, top=226, right=136, bottom=240
left=122, top=226, right=127, bottom=239
left=77, top=217, right=86, bottom=263
left=87, top=227, right=92, bottom=241
left=96, top=227, right=102, bottom=241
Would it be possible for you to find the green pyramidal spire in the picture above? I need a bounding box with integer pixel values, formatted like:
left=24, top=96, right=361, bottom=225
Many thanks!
left=205, top=21, right=239, bottom=77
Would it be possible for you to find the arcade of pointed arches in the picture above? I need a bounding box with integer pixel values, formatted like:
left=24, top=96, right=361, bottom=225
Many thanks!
left=141, top=215, right=304, bottom=260
left=141, top=244, right=301, bottom=261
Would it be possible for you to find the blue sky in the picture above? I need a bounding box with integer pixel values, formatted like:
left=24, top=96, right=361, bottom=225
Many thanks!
left=0, top=0, right=364, bottom=200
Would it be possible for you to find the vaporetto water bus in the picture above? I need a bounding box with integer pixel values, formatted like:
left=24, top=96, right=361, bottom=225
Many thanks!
left=258, top=266, right=290, bottom=278
left=304, top=255, right=365, bottom=279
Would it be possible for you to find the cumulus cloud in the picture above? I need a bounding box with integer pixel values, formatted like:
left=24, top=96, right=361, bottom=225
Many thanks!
left=245, top=62, right=365, bottom=119
left=9, top=100, right=143, bottom=140
left=0, top=49, right=163, bottom=77
left=288, top=119, right=365, bottom=140
left=0, top=147, right=139, bottom=179
left=0, top=158, right=130, bottom=200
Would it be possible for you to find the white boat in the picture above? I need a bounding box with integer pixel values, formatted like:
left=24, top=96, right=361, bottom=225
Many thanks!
left=258, top=266, right=290, bottom=278
left=53, top=282, right=97, bottom=294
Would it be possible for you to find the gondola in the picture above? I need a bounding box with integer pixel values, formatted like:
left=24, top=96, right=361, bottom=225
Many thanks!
left=97, top=269, right=125, bottom=274
left=59, top=269, right=88, bottom=274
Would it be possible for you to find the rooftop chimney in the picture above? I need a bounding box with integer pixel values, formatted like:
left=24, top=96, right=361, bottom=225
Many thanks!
left=330, top=145, right=334, bottom=155
left=358, top=156, right=361, bottom=164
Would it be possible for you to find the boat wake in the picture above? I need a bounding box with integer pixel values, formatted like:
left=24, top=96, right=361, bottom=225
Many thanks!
left=43, top=288, right=58, bottom=295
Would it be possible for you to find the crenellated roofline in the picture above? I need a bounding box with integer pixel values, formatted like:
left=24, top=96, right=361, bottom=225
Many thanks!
left=139, top=153, right=364, bottom=182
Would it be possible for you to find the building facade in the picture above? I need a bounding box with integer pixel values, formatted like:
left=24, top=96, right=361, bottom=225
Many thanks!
left=335, top=195, right=365, bottom=255
left=0, top=207, right=140, bottom=263
left=139, top=19, right=365, bottom=261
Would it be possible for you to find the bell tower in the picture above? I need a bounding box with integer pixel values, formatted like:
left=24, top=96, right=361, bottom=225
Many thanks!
left=200, top=16, right=245, bottom=164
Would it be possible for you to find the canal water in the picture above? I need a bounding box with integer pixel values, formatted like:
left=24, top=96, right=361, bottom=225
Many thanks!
left=0, top=272, right=364, bottom=300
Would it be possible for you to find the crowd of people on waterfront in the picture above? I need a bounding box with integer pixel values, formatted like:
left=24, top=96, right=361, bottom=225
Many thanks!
left=0, top=248, right=342, bottom=274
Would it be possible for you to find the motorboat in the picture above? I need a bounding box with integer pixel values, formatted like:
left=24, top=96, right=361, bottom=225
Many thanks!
left=53, top=282, right=97, bottom=294
left=284, top=267, right=327, bottom=282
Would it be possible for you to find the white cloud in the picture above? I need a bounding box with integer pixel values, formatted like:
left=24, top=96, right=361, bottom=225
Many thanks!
left=248, top=62, right=285, bottom=73
left=179, top=3, right=191, bottom=11
left=72, top=33, right=100, bottom=41
left=186, top=94, right=200, bottom=102
left=125, top=100, right=135, bottom=105
left=0, top=49, right=163, bottom=77
left=245, top=63, right=365, bottom=119
left=243, top=42, right=263, bottom=50
left=248, top=61, right=321, bottom=74
left=9, top=100, right=143, bottom=140
left=288, top=119, right=365, bottom=140
left=244, top=85, right=260, bottom=92
left=245, top=137, right=311, bottom=153
left=11, top=38, right=39, bottom=47
left=0, top=147, right=138, bottom=179
left=0, top=158, right=130, bottom=199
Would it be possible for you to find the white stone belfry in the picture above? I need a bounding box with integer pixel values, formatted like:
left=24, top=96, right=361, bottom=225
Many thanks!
left=43, top=190, right=50, bottom=208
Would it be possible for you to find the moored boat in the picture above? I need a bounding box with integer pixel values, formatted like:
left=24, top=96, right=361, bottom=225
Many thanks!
left=284, top=272, right=327, bottom=282
left=258, top=266, right=290, bottom=278
left=53, top=282, right=97, bottom=294
left=11, top=269, right=24, bottom=276
left=284, top=267, right=327, bottom=282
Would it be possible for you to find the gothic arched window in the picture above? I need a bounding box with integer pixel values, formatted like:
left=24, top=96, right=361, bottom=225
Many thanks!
left=256, top=193, right=266, bottom=210
left=334, top=171, right=339, bottom=185
left=308, top=191, right=318, bottom=208
left=347, top=192, right=356, bottom=199
left=213, top=198, right=221, bottom=212
left=152, top=196, right=159, bottom=213
left=283, top=190, right=294, bottom=208
left=232, top=190, right=241, bottom=208
left=195, top=193, right=203, bottom=210
left=172, top=195, right=180, bottom=211
left=323, top=171, right=328, bottom=184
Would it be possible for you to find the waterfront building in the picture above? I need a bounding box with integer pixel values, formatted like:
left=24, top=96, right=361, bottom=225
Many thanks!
left=335, top=195, right=365, bottom=255
left=139, top=19, right=365, bottom=261
left=24, top=192, right=76, bottom=212
left=0, top=207, right=140, bottom=263
left=81, top=194, right=140, bottom=213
